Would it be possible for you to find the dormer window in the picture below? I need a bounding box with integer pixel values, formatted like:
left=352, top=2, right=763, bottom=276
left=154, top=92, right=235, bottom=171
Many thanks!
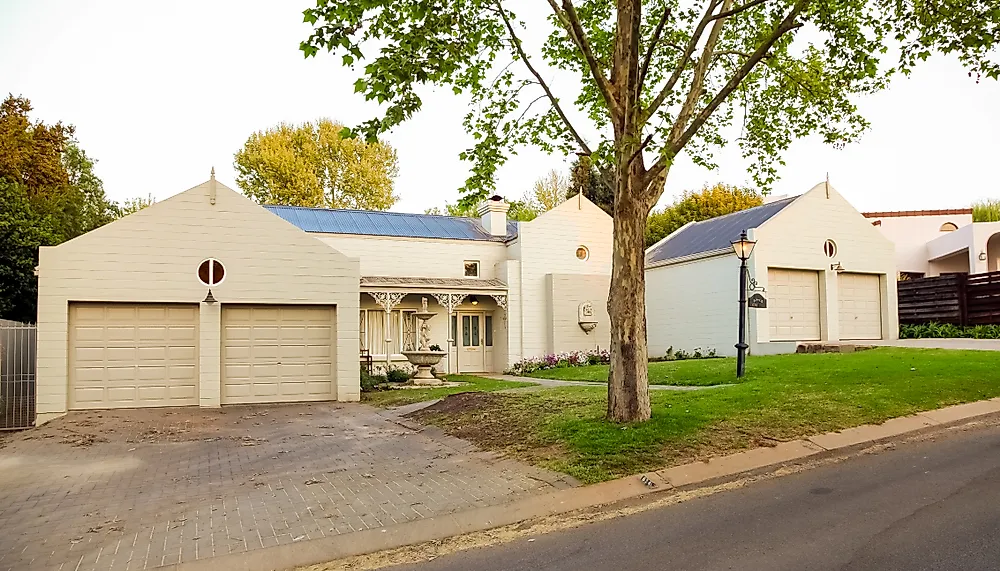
left=464, top=260, right=480, bottom=278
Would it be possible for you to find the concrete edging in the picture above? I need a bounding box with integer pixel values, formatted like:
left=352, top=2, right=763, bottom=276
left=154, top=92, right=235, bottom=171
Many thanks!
left=165, top=397, right=1000, bottom=571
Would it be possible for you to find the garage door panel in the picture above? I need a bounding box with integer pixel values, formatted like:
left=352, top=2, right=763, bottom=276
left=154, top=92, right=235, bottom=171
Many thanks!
left=222, top=305, right=336, bottom=405
left=839, top=273, right=882, bottom=340
left=69, top=303, right=199, bottom=410
left=768, top=268, right=821, bottom=342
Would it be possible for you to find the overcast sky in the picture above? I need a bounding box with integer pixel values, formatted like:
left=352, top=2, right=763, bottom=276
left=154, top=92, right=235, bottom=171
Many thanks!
left=2, top=0, right=998, bottom=213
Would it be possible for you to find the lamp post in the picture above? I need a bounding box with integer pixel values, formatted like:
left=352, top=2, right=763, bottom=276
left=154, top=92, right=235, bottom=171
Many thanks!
left=731, top=230, right=757, bottom=378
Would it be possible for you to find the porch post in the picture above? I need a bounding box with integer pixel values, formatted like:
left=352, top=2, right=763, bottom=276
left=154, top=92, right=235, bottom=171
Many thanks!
left=431, top=293, right=468, bottom=374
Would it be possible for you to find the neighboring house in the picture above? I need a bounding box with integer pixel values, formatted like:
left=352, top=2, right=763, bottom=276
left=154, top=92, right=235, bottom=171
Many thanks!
left=644, top=182, right=898, bottom=358
left=863, top=209, right=1000, bottom=278
left=34, top=174, right=612, bottom=423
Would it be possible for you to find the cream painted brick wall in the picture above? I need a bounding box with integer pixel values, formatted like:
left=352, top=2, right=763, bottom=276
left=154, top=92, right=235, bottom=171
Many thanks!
left=547, top=274, right=611, bottom=354
left=645, top=254, right=739, bottom=357
left=36, top=180, right=361, bottom=418
left=751, top=183, right=898, bottom=343
left=509, top=196, right=613, bottom=360
left=317, top=234, right=507, bottom=279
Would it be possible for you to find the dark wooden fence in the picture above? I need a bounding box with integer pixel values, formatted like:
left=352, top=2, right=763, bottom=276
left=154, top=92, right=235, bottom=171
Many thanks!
left=898, top=271, right=1000, bottom=326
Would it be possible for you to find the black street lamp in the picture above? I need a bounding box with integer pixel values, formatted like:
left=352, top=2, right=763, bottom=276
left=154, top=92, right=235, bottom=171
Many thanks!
left=731, top=230, right=757, bottom=378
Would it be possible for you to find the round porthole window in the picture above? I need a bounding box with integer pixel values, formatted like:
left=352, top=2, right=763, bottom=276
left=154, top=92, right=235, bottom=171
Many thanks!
left=576, top=246, right=589, bottom=261
left=198, top=258, right=226, bottom=286
left=823, top=240, right=837, bottom=258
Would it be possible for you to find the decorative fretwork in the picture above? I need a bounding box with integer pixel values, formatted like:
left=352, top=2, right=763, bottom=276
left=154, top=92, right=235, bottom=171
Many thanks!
left=489, top=294, right=508, bottom=311
left=367, top=291, right=407, bottom=311
left=430, top=292, right=468, bottom=313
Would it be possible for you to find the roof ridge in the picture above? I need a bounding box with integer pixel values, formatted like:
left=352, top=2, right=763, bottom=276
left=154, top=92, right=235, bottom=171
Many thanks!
left=263, top=204, right=484, bottom=223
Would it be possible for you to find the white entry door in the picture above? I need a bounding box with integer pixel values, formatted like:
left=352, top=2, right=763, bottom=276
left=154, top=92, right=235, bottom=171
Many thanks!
left=838, top=273, right=882, bottom=340
left=458, top=312, right=486, bottom=372
left=768, top=268, right=822, bottom=341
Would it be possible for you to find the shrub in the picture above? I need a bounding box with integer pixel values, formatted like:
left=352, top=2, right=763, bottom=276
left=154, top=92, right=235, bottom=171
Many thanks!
left=900, top=323, right=1000, bottom=339
left=505, top=348, right=610, bottom=375
left=385, top=365, right=412, bottom=383
left=360, top=366, right=387, bottom=392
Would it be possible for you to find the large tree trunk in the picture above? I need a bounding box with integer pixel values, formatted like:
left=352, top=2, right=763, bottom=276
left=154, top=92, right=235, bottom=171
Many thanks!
left=606, top=168, right=652, bottom=423
left=606, top=0, right=652, bottom=423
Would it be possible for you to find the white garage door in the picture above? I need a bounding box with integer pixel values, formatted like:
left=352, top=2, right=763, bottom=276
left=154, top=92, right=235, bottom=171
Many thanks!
left=838, top=273, right=882, bottom=340
left=768, top=268, right=821, bottom=341
left=69, top=303, right=199, bottom=409
left=222, top=305, right=335, bottom=405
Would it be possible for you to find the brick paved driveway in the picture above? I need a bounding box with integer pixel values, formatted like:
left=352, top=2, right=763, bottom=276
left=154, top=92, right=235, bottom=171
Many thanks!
left=0, top=403, right=574, bottom=571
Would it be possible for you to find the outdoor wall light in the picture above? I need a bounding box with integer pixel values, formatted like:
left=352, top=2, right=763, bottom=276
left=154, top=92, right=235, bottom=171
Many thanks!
left=979, top=251, right=988, bottom=262
left=831, top=262, right=845, bottom=272
left=203, top=289, right=217, bottom=304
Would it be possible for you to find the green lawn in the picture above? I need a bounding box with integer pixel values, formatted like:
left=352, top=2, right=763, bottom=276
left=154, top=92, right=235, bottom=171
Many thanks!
left=361, top=375, right=533, bottom=407
left=527, top=357, right=738, bottom=386
left=411, top=348, right=1000, bottom=484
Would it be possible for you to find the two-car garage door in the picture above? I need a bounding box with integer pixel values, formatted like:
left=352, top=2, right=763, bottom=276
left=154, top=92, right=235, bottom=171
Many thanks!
left=68, top=303, right=335, bottom=409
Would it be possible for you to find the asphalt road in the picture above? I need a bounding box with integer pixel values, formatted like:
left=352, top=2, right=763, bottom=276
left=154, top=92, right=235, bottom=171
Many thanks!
left=387, top=420, right=1000, bottom=571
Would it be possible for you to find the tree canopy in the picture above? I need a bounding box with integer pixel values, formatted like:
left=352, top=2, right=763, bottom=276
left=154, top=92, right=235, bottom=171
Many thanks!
left=234, top=118, right=400, bottom=210
left=0, top=95, right=126, bottom=322
left=302, top=0, right=1000, bottom=421
left=646, top=183, right=762, bottom=247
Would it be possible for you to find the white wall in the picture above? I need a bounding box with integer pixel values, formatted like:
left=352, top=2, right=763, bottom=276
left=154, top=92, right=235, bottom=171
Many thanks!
left=751, top=183, right=898, bottom=344
left=36, top=180, right=361, bottom=423
left=317, top=234, right=506, bottom=279
left=547, top=274, right=612, bottom=354
left=646, top=253, right=739, bottom=357
left=869, top=212, right=973, bottom=275
left=508, top=195, right=613, bottom=361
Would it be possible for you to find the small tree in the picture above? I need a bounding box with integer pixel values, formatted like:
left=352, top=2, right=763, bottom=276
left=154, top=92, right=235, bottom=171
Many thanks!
left=234, top=118, right=399, bottom=210
left=646, top=183, right=761, bottom=247
left=302, top=0, right=999, bottom=422
left=973, top=199, right=1000, bottom=223
left=531, top=169, right=570, bottom=211
left=118, top=194, right=156, bottom=216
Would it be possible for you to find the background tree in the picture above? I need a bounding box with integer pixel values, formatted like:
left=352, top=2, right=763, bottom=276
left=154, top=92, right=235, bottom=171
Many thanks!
left=972, top=198, right=1000, bottom=223
left=646, top=183, right=762, bottom=247
left=0, top=94, right=120, bottom=321
left=234, top=118, right=399, bottom=210
left=118, top=194, right=156, bottom=216
left=568, top=155, right=614, bottom=215
left=425, top=198, right=539, bottom=221
left=302, top=0, right=1000, bottom=422
left=531, top=169, right=569, bottom=210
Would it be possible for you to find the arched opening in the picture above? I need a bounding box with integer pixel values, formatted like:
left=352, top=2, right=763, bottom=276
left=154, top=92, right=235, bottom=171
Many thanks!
left=940, top=222, right=958, bottom=232
left=987, top=233, right=1000, bottom=273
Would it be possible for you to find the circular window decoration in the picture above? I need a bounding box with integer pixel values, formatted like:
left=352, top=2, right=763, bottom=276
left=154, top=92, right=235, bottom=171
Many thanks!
left=823, top=240, right=837, bottom=258
left=576, top=246, right=590, bottom=261
left=198, top=258, right=226, bottom=286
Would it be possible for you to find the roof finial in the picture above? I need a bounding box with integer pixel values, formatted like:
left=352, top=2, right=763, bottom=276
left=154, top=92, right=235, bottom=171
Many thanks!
left=210, top=166, right=216, bottom=180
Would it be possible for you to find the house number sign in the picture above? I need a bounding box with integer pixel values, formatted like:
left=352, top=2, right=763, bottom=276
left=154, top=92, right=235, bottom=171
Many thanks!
left=748, top=293, right=767, bottom=309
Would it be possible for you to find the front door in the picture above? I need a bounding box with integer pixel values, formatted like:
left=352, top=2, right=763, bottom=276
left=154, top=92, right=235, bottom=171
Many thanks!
left=458, top=311, right=485, bottom=372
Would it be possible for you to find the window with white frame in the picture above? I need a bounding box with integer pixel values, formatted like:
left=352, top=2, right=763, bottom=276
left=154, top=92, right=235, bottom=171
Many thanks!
left=464, top=260, right=480, bottom=278
left=359, top=309, right=417, bottom=356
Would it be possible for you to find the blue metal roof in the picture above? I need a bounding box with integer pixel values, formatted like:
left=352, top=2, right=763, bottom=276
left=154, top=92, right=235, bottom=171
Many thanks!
left=645, top=196, right=797, bottom=265
left=264, top=205, right=518, bottom=242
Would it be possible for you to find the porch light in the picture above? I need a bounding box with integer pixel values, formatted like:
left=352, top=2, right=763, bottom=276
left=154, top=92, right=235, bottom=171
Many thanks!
left=470, top=295, right=479, bottom=306
left=203, top=289, right=217, bottom=304
left=831, top=262, right=845, bottom=272
left=980, top=251, right=988, bottom=262
left=731, top=231, right=756, bottom=261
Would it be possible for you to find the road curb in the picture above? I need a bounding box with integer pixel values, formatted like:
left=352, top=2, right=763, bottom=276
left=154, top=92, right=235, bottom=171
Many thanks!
left=164, top=398, right=1000, bottom=571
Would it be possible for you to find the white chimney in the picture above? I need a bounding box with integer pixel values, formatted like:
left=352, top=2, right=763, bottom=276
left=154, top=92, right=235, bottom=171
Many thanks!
left=478, top=195, right=510, bottom=236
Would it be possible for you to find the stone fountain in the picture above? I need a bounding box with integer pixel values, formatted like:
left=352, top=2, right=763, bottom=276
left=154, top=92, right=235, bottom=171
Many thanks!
left=401, top=297, right=447, bottom=385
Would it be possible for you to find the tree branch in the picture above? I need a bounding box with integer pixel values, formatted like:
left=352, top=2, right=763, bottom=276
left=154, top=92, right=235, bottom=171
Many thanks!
left=497, top=5, right=593, bottom=155
left=644, top=0, right=808, bottom=188
left=710, top=0, right=771, bottom=21
left=638, top=8, right=671, bottom=94
left=544, top=0, right=623, bottom=122
left=642, top=0, right=723, bottom=123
